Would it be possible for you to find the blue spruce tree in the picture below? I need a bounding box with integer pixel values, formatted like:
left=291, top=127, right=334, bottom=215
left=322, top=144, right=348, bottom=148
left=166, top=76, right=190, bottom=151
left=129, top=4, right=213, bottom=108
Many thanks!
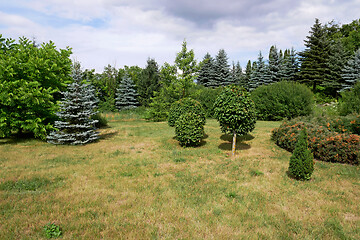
left=47, top=62, right=99, bottom=145
left=115, top=73, right=139, bottom=110
left=279, top=48, right=299, bottom=81
left=341, top=49, right=360, bottom=91
left=249, top=52, right=271, bottom=91
left=197, top=53, right=217, bottom=88
left=268, top=45, right=281, bottom=83
left=215, top=49, right=233, bottom=86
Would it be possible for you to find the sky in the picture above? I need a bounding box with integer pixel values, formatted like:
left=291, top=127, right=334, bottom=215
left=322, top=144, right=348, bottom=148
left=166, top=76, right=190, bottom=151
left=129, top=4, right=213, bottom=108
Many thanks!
left=1, top=0, right=360, bottom=72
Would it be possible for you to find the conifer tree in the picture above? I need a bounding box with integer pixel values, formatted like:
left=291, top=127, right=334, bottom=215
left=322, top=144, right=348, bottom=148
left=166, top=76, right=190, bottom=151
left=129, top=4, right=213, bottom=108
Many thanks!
left=47, top=62, right=99, bottom=145
left=138, top=58, right=160, bottom=107
left=243, top=60, right=252, bottom=90
left=115, top=74, right=139, bottom=110
left=214, top=49, right=232, bottom=86
left=268, top=45, right=281, bottom=83
left=231, top=61, right=244, bottom=85
left=279, top=48, right=299, bottom=81
left=341, top=48, right=360, bottom=91
left=197, top=53, right=217, bottom=87
left=299, top=18, right=332, bottom=91
left=249, top=52, right=271, bottom=91
left=288, top=129, right=314, bottom=180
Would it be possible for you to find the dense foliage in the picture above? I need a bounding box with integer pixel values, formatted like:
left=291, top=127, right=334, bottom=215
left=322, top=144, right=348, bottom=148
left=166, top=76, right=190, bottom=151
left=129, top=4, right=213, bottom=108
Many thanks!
left=338, top=82, right=360, bottom=115
left=191, top=86, right=222, bottom=118
left=288, top=129, right=314, bottom=180
left=175, top=112, right=205, bottom=147
left=47, top=62, right=99, bottom=145
left=251, top=81, right=314, bottom=120
left=0, top=35, right=72, bottom=139
left=168, top=97, right=205, bottom=127
left=214, top=85, right=256, bottom=155
left=272, top=118, right=359, bottom=165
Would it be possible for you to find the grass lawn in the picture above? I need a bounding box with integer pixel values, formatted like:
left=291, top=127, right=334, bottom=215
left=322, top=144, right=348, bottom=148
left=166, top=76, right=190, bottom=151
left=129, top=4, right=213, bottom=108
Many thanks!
left=0, top=113, right=359, bottom=239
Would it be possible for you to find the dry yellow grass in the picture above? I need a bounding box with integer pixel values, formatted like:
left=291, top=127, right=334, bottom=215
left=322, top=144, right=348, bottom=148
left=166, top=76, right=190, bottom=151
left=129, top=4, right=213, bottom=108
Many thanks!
left=0, top=115, right=359, bottom=239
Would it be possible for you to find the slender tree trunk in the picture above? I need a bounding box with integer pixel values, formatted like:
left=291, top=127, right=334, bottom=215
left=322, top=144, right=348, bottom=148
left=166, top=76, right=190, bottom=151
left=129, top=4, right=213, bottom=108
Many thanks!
left=232, top=130, right=237, bottom=157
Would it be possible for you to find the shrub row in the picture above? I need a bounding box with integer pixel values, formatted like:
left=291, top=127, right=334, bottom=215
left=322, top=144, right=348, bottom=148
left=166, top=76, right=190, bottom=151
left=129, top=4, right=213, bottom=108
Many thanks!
left=251, top=81, right=314, bottom=121
left=272, top=119, right=359, bottom=165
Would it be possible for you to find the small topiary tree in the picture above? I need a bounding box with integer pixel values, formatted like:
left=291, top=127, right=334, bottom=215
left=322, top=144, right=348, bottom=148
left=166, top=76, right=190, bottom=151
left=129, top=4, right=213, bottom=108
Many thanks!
left=175, top=112, right=204, bottom=147
left=288, top=128, right=314, bottom=180
left=168, top=97, right=205, bottom=127
left=214, top=85, right=256, bottom=156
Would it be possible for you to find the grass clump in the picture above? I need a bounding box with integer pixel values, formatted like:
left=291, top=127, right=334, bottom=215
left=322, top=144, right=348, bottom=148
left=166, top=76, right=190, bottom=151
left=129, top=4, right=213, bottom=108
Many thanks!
left=43, top=222, right=62, bottom=239
left=0, top=177, right=51, bottom=191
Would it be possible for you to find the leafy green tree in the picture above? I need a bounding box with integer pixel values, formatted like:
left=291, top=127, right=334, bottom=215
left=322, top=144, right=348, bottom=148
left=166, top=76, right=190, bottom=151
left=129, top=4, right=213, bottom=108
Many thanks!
left=214, top=85, right=256, bottom=156
left=299, top=18, right=332, bottom=91
left=137, top=58, right=160, bottom=106
left=288, top=129, right=314, bottom=180
left=175, top=40, right=198, bottom=97
left=115, top=74, right=139, bottom=110
left=215, top=49, right=232, bottom=86
left=0, top=35, right=72, bottom=139
left=47, top=61, right=99, bottom=145
left=197, top=53, right=217, bottom=87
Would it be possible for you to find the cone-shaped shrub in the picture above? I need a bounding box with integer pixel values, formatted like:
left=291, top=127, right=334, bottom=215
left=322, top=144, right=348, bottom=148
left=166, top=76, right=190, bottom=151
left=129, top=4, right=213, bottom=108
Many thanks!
left=289, top=129, right=314, bottom=180
left=168, top=97, right=205, bottom=127
left=175, top=112, right=204, bottom=147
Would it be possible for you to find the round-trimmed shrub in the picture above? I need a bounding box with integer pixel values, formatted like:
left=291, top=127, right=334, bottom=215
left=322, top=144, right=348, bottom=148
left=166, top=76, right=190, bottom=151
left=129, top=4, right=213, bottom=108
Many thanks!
left=288, top=129, right=314, bottom=180
left=251, top=81, right=314, bottom=121
left=168, top=97, right=205, bottom=127
left=175, top=112, right=204, bottom=147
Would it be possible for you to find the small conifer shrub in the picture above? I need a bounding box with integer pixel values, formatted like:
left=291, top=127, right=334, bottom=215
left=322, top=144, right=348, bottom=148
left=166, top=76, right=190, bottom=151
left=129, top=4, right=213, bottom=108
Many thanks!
left=288, top=129, right=314, bottom=180
left=175, top=112, right=204, bottom=147
left=168, top=97, right=205, bottom=127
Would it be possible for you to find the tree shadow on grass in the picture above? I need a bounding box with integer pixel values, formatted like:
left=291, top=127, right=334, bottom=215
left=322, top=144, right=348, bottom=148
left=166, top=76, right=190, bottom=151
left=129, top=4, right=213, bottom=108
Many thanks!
left=0, top=132, right=37, bottom=145
left=218, top=134, right=253, bottom=151
left=99, top=131, right=118, bottom=140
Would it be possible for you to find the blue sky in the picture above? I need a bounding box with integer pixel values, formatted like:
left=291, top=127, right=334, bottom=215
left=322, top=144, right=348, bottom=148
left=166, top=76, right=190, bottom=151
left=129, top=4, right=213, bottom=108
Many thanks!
left=1, top=0, right=360, bottom=72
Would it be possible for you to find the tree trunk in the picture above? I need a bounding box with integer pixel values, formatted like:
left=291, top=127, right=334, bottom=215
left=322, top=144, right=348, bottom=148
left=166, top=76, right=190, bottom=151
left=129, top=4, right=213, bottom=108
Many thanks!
left=232, top=130, right=237, bottom=157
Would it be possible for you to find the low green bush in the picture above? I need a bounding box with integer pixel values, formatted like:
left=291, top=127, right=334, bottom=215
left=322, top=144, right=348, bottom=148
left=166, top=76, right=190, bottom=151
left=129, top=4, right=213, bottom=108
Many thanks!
left=288, top=129, right=314, bottom=180
left=175, top=112, right=204, bottom=147
left=272, top=119, right=359, bottom=165
left=251, top=81, right=314, bottom=120
left=338, top=81, right=360, bottom=116
left=91, top=113, right=108, bottom=128
left=168, top=97, right=205, bottom=127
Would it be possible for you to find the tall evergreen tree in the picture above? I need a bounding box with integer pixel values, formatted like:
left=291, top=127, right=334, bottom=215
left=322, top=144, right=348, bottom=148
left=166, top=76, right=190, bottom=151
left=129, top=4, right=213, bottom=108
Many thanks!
left=299, top=18, right=332, bottom=91
left=138, top=58, right=160, bottom=107
left=197, top=53, right=217, bottom=87
left=279, top=48, right=299, bottom=81
left=47, top=61, right=99, bottom=145
left=341, top=48, right=360, bottom=91
left=115, top=74, right=139, bottom=110
left=249, top=52, right=271, bottom=91
left=214, top=49, right=232, bottom=86
left=231, top=61, right=244, bottom=85
left=243, top=60, right=252, bottom=90
left=268, top=45, right=281, bottom=83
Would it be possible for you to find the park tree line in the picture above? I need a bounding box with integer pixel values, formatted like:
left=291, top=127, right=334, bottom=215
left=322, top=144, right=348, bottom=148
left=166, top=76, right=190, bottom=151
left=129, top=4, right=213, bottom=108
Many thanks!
left=1, top=18, right=360, bottom=140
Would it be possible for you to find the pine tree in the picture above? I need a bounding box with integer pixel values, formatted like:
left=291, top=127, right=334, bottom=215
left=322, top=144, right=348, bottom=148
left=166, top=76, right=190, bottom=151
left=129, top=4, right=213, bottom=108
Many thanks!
left=243, top=60, right=252, bottom=90
left=288, top=129, right=314, bottom=180
left=231, top=61, right=244, bottom=86
left=249, top=52, right=271, bottom=91
left=197, top=53, right=217, bottom=87
left=299, top=18, right=332, bottom=91
left=47, top=62, right=99, bottom=145
left=214, top=49, right=232, bottom=86
left=268, top=45, right=281, bottom=83
left=138, top=58, right=160, bottom=107
left=115, top=74, right=139, bottom=110
left=279, top=48, right=299, bottom=81
left=341, top=48, right=360, bottom=91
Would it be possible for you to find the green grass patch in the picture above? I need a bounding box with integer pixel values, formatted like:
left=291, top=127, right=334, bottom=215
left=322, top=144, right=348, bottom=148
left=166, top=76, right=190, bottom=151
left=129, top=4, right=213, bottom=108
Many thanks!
left=0, top=177, right=53, bottom=191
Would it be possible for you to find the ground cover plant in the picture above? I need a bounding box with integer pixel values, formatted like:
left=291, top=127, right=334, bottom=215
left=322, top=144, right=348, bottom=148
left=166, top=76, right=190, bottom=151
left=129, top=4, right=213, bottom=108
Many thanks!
left=1, top=112, right=359, bottom=239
